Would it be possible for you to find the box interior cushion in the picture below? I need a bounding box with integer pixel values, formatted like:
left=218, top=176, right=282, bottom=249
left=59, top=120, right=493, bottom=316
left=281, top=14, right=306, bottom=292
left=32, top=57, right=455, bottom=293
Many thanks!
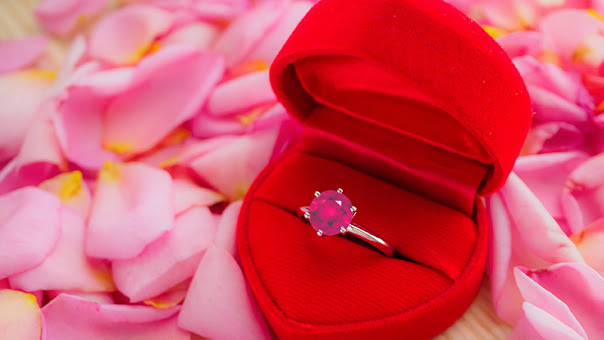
left=241, top=149, right=480, bottom=323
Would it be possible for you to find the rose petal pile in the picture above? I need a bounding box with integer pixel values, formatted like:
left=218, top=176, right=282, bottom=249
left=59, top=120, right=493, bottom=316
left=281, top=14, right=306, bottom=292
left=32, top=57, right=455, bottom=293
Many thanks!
left=3, top=0, right=604, bottom=339
left=448, top=1, right=604, bottom=339
left=0, top=0, right=313, bottom=339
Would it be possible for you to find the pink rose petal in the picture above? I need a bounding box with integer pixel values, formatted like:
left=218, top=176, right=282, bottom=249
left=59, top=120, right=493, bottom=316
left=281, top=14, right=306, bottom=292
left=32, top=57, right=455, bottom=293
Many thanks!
left=36, top=0, right=107, bottom=35
left=42, top=294, right=189, bottom=340
left=0, top=290, right=42, bottom=340
left=487, top=173, right=584, bottom=323
left=47, top=290, right=115, bottom=304
left=39, top=171, right=91, bottom=218
left=521, top=122, right=586, bottom=155
left=15, top=101, right=66, bottom=185
left=142, top=280, right=190, bottom=309
left=161, top=22, right=220, bottom=50
left=10, top=208, right=114, bottom=292
left=54, top=86, right=119, bottom=170
left=0, top=35, right=48, bottom=74
left=191, top=112, right=249, bottom=138
left=509, top=303, right=586, bottom=340
left=526, top=263, right=604, bottom=339
left=112, top=206, right=216, bottom=302
left=214, top=200, right=242, bottom=257
left=562, top=153, right=604, bottom=233
left=178, top=245, right=270, bottom=340
left=189, top=126, right=280, bottom=200
left=193, top=0, right=250, bottom=20
left=496, top=30, right=544, bottom=59
left=245, top=0, right=313, bottom=64
left=514, top=267, right=587, bottom=338
left=207, top=70, right=276, bottom=116
left=513, top=55, right=593, bottom=124
left=172, top=178, right=225, bottom=215
left=0, top=187, right=62, bottom=279
left=86, top=162, right=174, bottom=259
left=539, top=9, right=602, bottom=62
left=571, top=219, right=604, bottom=277
left=514, top=152, right=589, bottom=221
left=102, top=46, right=225, bottom=155
left=212, top=1, right=287, bottom=67
left=0, top=70, right=54, bottom=164
left=89, top=5, right=173, bottom=65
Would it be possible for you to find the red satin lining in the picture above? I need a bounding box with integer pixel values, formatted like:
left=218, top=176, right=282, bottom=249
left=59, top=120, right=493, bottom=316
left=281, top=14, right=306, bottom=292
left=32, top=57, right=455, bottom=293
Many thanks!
left=245, top=149, right=479, bottom=325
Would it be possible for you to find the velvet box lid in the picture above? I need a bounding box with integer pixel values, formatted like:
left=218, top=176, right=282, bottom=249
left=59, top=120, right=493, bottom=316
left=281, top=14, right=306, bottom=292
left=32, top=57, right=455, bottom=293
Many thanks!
left=237, top=0, right=533, bottom=339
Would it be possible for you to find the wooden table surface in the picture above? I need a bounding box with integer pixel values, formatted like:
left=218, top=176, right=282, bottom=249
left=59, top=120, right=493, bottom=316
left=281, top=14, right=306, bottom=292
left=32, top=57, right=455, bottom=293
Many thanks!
left=0, top=0, right=513, bottom=338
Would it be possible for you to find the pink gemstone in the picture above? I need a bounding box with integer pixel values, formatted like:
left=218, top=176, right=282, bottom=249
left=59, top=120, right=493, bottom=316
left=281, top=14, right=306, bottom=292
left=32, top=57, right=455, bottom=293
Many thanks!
left=309, top=190, right=354, bottom=236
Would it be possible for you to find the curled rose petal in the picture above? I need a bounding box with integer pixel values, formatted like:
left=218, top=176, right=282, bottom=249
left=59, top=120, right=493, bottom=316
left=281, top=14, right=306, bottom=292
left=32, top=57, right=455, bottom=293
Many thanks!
left=486, top=173, right=584, bottom=323
left=0, top=187, right=62, bottom=279
left=89, top=5, right=173, bottom=65
left=571, top=219, right=604, bottom=277
left=178, top=245, right=270, bottom=340
left=562, top=153, right=604, bottom=233
left=208, top=70, right=276, bottom=116
left=509, top=303, right=586, bottom=340
left=0, top=35, right=48, bottom=74
left=35, top=0, right=107, bottom=35
left=0, top=290, right=42, bottom=340
left=172, top=178, right=225, bottom=215
left=42, top=294, right=189, bottom=340
left=39, top=171, right=91, bottom=218
left=86, top=162, right=174, bottom=259
left=112, top=206, right=216, bottom=302
left=10, top=208, right=114, bottom=293
left=214, top=200, right=243, bottom=256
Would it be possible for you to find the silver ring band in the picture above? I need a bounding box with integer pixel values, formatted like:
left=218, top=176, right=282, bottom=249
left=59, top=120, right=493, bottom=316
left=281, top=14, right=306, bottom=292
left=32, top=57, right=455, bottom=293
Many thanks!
left=297, top=206, right=396, bottom=257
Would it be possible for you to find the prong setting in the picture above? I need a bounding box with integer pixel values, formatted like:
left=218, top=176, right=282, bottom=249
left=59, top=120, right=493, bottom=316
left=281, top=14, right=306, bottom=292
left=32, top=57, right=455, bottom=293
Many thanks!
left=351, top=206, right=357, bottom=213
left=314, top=191, right=321, bottom=197
left=317, top=230, right=324, bottom=237
left=304, top=212, right=311, bottom=220
left=340, top=226, right=347, bottom=234
left=337, top=188, right=343, bottom=193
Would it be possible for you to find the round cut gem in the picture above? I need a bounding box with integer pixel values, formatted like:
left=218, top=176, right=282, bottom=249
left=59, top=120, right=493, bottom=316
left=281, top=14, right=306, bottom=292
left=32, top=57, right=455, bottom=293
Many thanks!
left=308, top=190, right=354, bottom=236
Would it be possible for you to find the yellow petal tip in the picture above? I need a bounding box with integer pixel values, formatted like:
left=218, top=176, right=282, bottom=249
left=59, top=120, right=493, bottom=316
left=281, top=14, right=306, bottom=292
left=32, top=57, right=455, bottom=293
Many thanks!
left=58, top=171, right=84, bottom=202
left=100, top=161, right=121, bottom=182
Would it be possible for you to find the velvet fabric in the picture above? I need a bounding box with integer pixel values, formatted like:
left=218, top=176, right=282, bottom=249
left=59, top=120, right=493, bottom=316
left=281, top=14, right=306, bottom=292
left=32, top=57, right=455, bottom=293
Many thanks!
left=237, top=0, right=533, bottom=339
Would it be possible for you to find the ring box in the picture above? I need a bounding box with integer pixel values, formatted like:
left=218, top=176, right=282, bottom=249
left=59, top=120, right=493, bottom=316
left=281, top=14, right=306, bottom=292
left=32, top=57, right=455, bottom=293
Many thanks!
left=237, top=0, right=533, bottom=338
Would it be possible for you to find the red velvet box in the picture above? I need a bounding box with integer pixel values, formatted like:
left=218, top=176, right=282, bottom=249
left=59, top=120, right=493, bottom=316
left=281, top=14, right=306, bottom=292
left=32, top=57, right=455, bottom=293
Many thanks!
left=236, top=0, right=533, bottom=339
